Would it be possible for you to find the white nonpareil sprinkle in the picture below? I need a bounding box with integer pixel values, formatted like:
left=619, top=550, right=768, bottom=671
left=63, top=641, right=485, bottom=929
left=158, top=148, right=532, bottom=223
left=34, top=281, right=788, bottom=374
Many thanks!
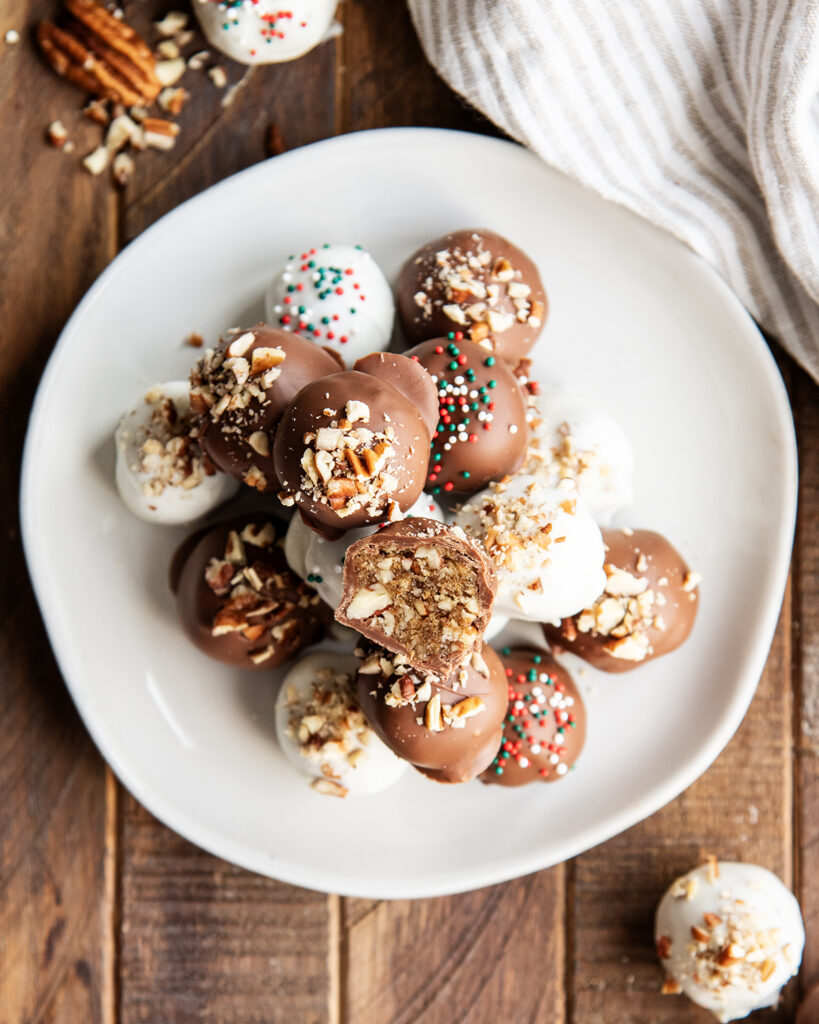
left=5, top=29, right=20, bottom=44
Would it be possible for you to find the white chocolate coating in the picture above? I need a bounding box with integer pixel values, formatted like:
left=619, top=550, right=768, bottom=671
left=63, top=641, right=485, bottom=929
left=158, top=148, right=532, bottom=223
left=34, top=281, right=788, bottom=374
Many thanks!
left=264, top=244, right=395, bottom=365
left=524, top=387, right=634, bottom=525
left=275, top=651, right=407, bottom=795
left=114, top=380, right=238, bottom=524
left=655, top=861, right=804, bottom=1022
left=193, top=0, right=337, bottom=65
left=455, top=474, right=605, bottom=623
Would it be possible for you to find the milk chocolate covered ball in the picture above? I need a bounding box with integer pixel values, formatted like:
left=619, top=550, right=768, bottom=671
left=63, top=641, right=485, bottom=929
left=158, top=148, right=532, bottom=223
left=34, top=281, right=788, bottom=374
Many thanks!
left=356, top=642, right=508, bottom=784
left=174, top=518, right=331, bottom=669
left=544, top=528, right=700, bottom=672
left=397, top=228, right=547, bottom=367
left=481, top=646, right=586, bottom=786
left=404, top=336, right=529, bottom=495
left=273, top=357, right=436, bottom=535
left=336, top=518, right=497, bottom=677
left=191, top=323, right=340, bottom=494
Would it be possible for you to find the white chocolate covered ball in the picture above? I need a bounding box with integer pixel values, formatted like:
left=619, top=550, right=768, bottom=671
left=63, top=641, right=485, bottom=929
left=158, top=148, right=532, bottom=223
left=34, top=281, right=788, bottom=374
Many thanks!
left=193, top=0, right=337, bottom=66
left=275, top=651, right=407, bottom=795
left=524, top=386, right=634, bottom=525
left=264, top=244, right=395, bottom=365
left=454, top=474, right=605, bottom=622
left=655, top=861, right=804, bottom=1022
left=114, top=380, right=238, bottom=524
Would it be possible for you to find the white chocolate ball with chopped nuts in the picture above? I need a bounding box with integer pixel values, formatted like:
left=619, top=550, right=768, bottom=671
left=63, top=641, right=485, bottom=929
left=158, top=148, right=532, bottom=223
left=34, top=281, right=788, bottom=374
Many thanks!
left=265, top=244, right=395, bottom=365
left=275, top=651, right=407, bottom=796
left=114, top=381, right=238, bottom=525
left=454, top=474, right=605, bottom=623
left=655, top=861, right=804, bottom=1022
left=524, top=386, right=634, bottom=525
left=193, top=0, right=338, bottom=66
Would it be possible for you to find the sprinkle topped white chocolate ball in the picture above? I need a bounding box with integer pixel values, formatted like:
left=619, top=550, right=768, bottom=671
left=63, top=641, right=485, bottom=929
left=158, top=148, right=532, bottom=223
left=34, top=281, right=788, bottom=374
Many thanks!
left=275, top=651, right=407, bottom=796
left=114, top=380, right=238, bottom=524
left=265, top=244, right=395, bottom=365
left=193, top=0, right=337, bottom=66
left=655, top=860, right=804, bottom=1022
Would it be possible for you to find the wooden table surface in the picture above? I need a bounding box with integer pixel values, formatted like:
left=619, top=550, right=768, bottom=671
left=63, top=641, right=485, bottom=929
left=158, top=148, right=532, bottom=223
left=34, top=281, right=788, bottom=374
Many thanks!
left=2, top=2, right=818, bottom=1021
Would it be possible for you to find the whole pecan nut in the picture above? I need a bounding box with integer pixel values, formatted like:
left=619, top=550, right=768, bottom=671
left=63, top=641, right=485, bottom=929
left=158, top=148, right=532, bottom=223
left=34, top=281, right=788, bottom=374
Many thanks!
left=37, top=0, right=160, bottom=106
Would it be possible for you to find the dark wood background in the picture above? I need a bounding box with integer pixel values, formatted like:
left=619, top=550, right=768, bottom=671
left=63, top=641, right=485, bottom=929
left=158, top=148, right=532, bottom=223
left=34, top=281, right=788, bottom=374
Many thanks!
left=2, top=2, right=817, bottom=1021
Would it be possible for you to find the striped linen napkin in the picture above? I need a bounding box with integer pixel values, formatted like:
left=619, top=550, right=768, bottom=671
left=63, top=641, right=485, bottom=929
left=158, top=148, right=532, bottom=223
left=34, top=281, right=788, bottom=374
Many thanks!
left=407, top=0, right=819, bottom=383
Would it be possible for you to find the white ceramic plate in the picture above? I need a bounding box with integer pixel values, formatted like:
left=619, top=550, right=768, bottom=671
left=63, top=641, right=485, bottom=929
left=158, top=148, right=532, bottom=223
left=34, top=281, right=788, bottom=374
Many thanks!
left=21, top=129, right=796, bottom=899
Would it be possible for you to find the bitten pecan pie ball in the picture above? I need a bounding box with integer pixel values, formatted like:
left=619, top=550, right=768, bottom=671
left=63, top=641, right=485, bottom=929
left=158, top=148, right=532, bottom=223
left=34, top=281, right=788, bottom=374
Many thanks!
left=356, top=641, right=508, bottom=784
left=174, top=518, right=331, bottom=669
left=190, top=323, right=341, bottom=494
left=543, top=528, right=700, bottom=671
left=397, top=228, right=547, bottom=367
left=273, top=355, right=437, bottom=536
left=336, top=518, right=497, bottom=677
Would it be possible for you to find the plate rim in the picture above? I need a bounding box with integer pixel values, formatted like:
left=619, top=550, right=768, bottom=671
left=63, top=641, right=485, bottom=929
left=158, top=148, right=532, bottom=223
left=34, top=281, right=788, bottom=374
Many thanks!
left=20, top=126, right=798, bottom=899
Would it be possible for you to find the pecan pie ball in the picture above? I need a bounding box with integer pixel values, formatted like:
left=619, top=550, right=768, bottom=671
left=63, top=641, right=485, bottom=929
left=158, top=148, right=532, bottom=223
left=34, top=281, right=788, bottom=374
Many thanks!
left=403, top=336, right=529, bottom=495
left=190, top=323, right=340, bottom=494
left=273, top=355, right=437, bottom=536
left=356, top=641, right=508, bottom=784
left=173, top=518, right=331, bottom=669
left=480, top=646, right=586, bottom=787
left=336, top=518, right=497, bottom=677
left=543, top=528, right=700, bottom=671
left=397, top=228, right=547, bottom=368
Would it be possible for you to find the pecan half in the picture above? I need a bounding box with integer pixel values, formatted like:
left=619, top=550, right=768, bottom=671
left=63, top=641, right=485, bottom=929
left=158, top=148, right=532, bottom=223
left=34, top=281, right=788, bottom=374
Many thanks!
left=37, top=0, right=160, bottom=106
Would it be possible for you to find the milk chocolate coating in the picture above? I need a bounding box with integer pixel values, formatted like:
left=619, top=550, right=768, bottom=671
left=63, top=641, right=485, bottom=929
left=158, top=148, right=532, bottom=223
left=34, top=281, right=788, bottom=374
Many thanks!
left=356, top=642, right=508, bottom=783
left=481, top=646, right=586, bottom=786
left=797, top=986, right=819, bottom=1024
left=353, top=352, right=439, bottom=437
left=273, top=370, right=432, bottom=535
left=336, top=518, right=497, bottom=676
left=543, top=529, right=699, bottom=673
left=174, top=517, right=331, bottom=669
left=404, top=337, right=529, bottom=494
left=397, top=228, right=547, bottom=366
left=193, top=324, right=340, bottom=493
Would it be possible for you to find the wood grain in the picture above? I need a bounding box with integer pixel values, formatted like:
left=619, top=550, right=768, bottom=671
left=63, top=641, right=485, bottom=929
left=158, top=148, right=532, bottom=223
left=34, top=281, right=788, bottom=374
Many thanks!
left=795, top=363, right=819, bottom=999
left=118, top=796, right=335, bottom=1024
left=0, top=1, right=117, bottom=1020
left=342, top=872, right=566, bottom=1024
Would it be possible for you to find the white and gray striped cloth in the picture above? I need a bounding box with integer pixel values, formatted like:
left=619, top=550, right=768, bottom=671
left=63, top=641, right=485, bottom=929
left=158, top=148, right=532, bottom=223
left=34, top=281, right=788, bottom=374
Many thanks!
left=407, top=0, right=819, bottom=383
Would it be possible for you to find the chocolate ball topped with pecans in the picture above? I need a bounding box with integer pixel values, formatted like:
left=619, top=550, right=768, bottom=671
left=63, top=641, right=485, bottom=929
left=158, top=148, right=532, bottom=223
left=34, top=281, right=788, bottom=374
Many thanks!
left=273, top=354, right=438, bottom=536
left=336, top=518, right=497, bottom=677
left=355, top=641, right=508, bottom=784
left=190, top=323, right=341, bottom=494
left=404, top=336, right=529, bottom=495
left=397, top=228, right=547, bottom=368
left=174, top=518, right=331, bottom=669
left=543, top=528, right=700, bottom=672
left=481, top=646, right=586, bottom=787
